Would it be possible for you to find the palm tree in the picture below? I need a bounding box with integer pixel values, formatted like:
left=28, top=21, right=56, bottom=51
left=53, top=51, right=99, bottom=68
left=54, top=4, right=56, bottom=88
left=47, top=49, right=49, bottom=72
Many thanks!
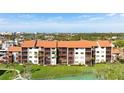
left=91, top=57, right=95, bottom=66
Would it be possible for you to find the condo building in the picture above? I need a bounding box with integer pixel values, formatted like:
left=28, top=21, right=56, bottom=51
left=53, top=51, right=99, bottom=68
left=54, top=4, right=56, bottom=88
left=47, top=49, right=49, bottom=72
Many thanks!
left=95, top=41, right=112, bottom=63
left=36, top=41, right=57, bottom=65
left=8, top=46, right=22, bottom=63
left=7, top=40, right=113, bottom=65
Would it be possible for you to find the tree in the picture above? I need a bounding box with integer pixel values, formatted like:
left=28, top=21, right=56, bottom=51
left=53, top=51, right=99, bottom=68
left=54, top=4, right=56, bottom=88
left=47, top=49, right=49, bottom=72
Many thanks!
left=114, top=40, right=124, bottom=47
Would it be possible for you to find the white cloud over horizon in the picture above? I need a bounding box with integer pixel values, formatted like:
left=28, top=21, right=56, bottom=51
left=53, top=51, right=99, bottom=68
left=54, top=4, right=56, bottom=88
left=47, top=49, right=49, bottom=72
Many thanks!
left=0, top=13, right=124, bottom=33
left=0, top=20, right=124, bottom=33
left=88, top=17, right=104, bottom=21
left=106, top=13, right=117, bottom=17
left=119, top=13, right=124, bottom=17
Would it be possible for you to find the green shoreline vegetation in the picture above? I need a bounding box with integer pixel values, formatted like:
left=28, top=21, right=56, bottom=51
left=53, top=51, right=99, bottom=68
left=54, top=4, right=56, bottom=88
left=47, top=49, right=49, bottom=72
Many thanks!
left=0, top=63, right=124, bottom=80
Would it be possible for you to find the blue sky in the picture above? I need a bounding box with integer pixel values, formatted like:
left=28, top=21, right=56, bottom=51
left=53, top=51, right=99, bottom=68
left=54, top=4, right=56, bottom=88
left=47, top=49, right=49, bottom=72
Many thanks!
left=0, top=13, right=124, bottom=33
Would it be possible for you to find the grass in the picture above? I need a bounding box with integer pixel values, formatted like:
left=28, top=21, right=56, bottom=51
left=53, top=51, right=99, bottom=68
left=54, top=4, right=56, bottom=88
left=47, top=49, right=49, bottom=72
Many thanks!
left=0, top=70, right=17, bottom=80
left=94, top=63, right=124, bottom=80
left=31, top=65, right=85, bottom=79
left=0, top=63, right=27, bottom=80
left=0, top=63, right=30, bottom=73
left=1, top=63, right=124, bottom=80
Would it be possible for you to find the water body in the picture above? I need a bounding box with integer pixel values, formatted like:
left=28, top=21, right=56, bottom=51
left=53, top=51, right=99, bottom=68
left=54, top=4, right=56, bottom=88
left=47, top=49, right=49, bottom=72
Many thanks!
left=54, top=72, right=98, bottom=80
left=32, top=72, right=101, bottom=80
left=1, top=70, right=100, bottom=80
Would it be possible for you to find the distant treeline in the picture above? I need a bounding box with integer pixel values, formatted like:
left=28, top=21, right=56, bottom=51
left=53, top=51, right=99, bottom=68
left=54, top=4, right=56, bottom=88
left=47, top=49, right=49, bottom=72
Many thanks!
left=24, top=33, right=124, bottom=41
left=2, top=32, right=124, bottom=41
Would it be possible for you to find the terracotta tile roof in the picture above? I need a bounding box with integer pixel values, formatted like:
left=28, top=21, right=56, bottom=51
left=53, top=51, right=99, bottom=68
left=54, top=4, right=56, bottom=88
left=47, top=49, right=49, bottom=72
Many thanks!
left=97, top=40, right=112, bottom=47
left=36, top=40, right=44, bottom=47
left=36, top=40, right=57, bottom=48
left=43, top=41, right=57, bottom=48
left=112, top=48, right=120, bottom=54
left=8, top=46, right=22, bottom=52
left=58, top=41, right=96, bottom=48
left=21, top=40, right=36, bottom=47
left=20, top=40, right=112, bottom=48
left=89, top=41, right=98, bottom=47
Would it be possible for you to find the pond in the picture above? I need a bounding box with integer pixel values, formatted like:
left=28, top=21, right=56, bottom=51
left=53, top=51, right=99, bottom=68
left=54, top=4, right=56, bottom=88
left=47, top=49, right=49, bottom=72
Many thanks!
left=54, top=72, right=99, bottom=80
left=33, top=71, right=102, bottom=80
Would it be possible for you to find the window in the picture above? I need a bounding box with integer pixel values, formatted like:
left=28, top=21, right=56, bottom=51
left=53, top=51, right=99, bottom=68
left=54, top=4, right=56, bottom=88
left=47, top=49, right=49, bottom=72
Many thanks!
left=96, top=59, right=99, bottom=62
left=52, top=52, right=55, bottom=54
left=96, top=55, right=99, bottom=57
left=34, top=52, right=37, bottom=54
left=29, top=56, right=32, bottom=58
left=34, top=60, right=37, bottom=63
left=34, top=52, right=38, bottom=56
left=97, top=51, right=99, bottom=53
left=81, top=52, right=84, bottom=54
left=75, top=52, right=78, bottom=54
left=101, top=55, right=104, bottom=57
left=75, top=56, right=78, bottom=59
left=29, top=51, right=32, bottom=54
left=52, top=57, right=55, bottom=59
left=76, top=48, right=78, bottom=50
left=34, top=56, right=37, bottom=58
left=52, top=48, right=55, bottom=50
left=101, top=51, right=104, bottom=53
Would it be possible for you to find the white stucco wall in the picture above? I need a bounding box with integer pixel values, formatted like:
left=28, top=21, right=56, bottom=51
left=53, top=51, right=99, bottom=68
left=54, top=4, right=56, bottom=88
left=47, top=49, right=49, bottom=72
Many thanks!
left=74, top=48, right=85, bottom=65
left=95, top=47, right=106, bottom=63
left=28, top=48, right=39, bottom=64
left=50, top=48, right=57, bottom=65
left=13, top=52, right=18, bottom=62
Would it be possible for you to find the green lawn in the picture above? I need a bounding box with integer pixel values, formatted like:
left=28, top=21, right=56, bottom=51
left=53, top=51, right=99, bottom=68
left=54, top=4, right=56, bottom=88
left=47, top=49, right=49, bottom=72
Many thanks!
left=0, top=70, right=17, bottom=80
left=31, top=65, right=87, bottom=79
left=0, top=63, right=124, bottom=80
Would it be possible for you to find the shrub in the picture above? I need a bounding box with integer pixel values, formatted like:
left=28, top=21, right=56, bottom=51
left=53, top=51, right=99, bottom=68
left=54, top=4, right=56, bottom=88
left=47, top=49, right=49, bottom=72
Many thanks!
left=31, top=68, right=40, bottom=73
left=119, top=59, right=124, bottom=64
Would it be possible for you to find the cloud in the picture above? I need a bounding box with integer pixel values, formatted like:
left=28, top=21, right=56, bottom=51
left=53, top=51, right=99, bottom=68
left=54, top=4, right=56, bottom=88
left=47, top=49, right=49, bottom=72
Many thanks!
left=88, top=17, right=104, bottom=21
left=119, top=13, right=124, bottom=17
left=44, top=16, right=63, bottom=23
left=1, top=13, right=124, bottom=33
left=8, top=22, right=124, bottom=33
left=0, top=20, right=124, bottom=33
left=77, top=15, right=90, bottom=19
left=17, top=14, right=34, bottom=19
left=106, top=13, right=117, bottom=17
left=0, top=18, right=5, bottom=22
left=53, top=16, right=63, bottom=20
left=0, top=18, right=9, bottom=25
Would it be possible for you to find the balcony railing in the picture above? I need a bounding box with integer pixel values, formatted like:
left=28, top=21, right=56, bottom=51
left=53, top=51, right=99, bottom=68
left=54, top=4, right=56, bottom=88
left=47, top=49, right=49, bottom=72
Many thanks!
left=59, top=54, right=67, bottom=56
left=22, top=49, right=27, bottom=52
left=22, top=54, right=27, bottom=56
left=68, top=54, right=74, bottom=56
left=22, top=58, right=27, bottom=60
left=22, top=52, right=27, bottom=54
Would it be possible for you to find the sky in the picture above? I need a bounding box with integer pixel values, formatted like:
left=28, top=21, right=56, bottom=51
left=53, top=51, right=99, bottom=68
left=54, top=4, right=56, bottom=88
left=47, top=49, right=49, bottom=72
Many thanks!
left=0, top=13, right=124, bottom=33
